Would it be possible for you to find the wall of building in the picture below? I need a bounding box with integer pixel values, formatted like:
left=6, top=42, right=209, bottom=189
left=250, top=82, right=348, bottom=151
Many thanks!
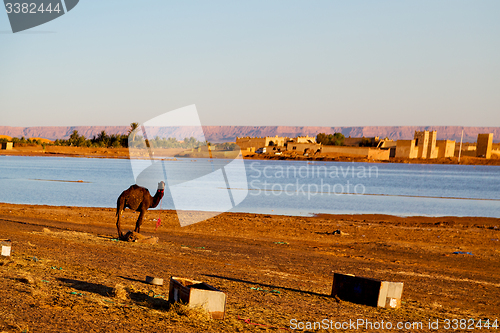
left=454, top=143, right=475, bottom=156
left=427, top=131, right=438, bottom=158
left=235, top=137, right=268, bottom=150
left=414, top=131, right=430, bottom=159
left=320, top=146, right=389, bottom=160
left=321, top=146, right=367, bottom=155
left=265, top=136, right=286, bottom=147
left=367, top=149, right=391, bottom=160
left=455, top=148, right=476, bottom=157
left=266, top=145, right=286, bottom=152
left=435, top=140, right=455, bottom=158
left=395, top=140, right=418, bottom=159
left=476, top=133, right=493, bottom=158
left=294, top=136, right=316, bottom=144
left=379, top=139, right=397, bottom=148
left=286, top=142, right=321, bottom=153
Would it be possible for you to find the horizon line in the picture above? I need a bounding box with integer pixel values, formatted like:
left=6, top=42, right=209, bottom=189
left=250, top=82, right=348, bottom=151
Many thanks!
left=2, top=125, right=500, bottom=128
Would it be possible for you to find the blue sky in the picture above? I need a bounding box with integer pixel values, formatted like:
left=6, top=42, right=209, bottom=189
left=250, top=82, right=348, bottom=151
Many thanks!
left=1, top=1, right=499, bottom=127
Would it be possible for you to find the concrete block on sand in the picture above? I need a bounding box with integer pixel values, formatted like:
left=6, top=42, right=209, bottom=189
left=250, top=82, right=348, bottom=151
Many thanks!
left=121, top=231, right=158, bottom=244
left=169, top=277, right=227, bottom=319
left=1, top=240, right=12, bottom=257
left=331, top=272, right=404, bottom=308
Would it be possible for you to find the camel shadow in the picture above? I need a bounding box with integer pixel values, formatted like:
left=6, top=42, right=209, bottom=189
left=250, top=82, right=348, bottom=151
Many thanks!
left=118, top=276, right=149, bottom=284
left=58, top=278, right=113, bottom=297
left=58, top=278, right=170, bottom=309
left=203, top=274, right=328, bottom=298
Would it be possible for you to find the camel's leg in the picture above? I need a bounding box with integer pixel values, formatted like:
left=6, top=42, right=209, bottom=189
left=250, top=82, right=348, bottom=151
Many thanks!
left=134, top=208, right=146, bottom=233
left=116, top=209, right=124, bottom=239
left=116, top=197, right=125, bottom=239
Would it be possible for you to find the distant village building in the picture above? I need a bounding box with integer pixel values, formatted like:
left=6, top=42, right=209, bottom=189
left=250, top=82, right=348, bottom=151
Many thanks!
left=476, top=133, right=493, bottom=158
left=377, top=138, right=396, bottom=148
left=454, top=142, right=476, bottom=157
left=292, top=136, right=316, bottom=144
left=286, top=142, right=321, bottom=153
left=284, top=136, right=319, bottom=154
left=435, top=140, right=456, bottom=158
left=236, top=136, right=286, bottom=150
left=395, top=139, right=418, bottom=159
left=0, top=142, right=13, bottom=150
left=239, top=134, right=391, bottom=160
left=237, top=130, right=494, bottom=161
left=395, top=132, right=495, bottom=159
left=321, top=145, right=390, bottom=159
left=395, top=131, right=455, bottom=159
left=414, top=130, right=437, bottom=159
left=237, top=135, right=314, bottom=151
left=377, top=138, right=397, bottom=157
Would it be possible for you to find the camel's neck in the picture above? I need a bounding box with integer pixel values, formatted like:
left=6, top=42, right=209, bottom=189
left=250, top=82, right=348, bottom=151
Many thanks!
left=150, top=189, right=164, bottom=208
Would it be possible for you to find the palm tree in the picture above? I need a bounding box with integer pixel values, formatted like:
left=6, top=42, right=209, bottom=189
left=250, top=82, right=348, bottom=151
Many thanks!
left=129, top=122, right=140, bottom=142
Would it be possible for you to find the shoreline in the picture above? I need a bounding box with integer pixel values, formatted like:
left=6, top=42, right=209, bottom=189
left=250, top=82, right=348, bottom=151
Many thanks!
left=1, top=145, right=500, bottom=165
left=1, top=202, right=499, bottom=221
left=242, top=151, right=500, bottom=165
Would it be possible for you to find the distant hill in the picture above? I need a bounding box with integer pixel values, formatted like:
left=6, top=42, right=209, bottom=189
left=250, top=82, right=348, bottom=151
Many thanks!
left=0, top=125, right=499, bottom=143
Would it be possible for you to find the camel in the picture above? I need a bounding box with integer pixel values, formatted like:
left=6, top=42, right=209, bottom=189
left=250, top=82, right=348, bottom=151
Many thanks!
left=116, top=181, right=165, bottom=239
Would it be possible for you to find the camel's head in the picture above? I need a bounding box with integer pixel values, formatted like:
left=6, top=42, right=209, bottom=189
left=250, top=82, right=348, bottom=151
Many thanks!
left=157, top=181, right=165, bottom=192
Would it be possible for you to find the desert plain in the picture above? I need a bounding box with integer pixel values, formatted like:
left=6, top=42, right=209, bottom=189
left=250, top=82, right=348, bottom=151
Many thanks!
left=1, top=202, right=499, bottom=332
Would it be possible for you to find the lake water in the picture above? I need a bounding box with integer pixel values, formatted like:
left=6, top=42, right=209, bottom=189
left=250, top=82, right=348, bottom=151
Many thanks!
left=0, top=156, right=499, bottom=218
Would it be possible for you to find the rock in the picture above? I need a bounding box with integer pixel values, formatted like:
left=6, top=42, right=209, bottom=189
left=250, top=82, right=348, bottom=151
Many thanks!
left=332, top=229, right=349, bottom=236
left=121, top=231, right=159, bottom=244
left=19, top=274, right=35, bottom=284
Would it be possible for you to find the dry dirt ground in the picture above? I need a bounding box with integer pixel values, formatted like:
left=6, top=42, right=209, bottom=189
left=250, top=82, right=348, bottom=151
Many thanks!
left=0, top=146, right=185, bottom=159
left=0, top=203, right=499, bottom=332
left=243, top=152, right=500, bottom=166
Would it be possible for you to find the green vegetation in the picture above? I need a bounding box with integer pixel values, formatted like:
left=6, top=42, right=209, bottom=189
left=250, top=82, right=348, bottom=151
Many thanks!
left=129, top=135, right=206, bottom=149
left=52, top=130, right=128, bottom=148
left=6, top=137, right=42, bottom=147
left=214, top=142, right=239, bottom=151
left=1, top=123, right=240, bottom=150
left=2, top=132, right=215, bottom=150
left=316, top=132, right=345, bottom=146
left=359, top=137, right=376, bottom=147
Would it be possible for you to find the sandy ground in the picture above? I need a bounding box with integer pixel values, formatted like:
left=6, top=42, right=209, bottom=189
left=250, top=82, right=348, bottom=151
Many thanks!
left=1, top=203, right=499, bottom=332
left=0, top=146, right=184, bottom=159
left=243, top=152, right=500, bottom=165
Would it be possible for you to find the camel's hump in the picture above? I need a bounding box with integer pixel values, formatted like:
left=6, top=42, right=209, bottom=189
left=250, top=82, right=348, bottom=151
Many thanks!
left=129, top=184, right=146, bottom=190
left=120, top=184, right=148, bottom=195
